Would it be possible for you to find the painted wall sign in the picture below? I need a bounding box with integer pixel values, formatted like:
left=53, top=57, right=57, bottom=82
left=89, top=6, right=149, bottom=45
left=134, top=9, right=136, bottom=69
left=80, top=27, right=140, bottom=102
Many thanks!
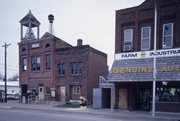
left=115, top=48, right=180, bottom=60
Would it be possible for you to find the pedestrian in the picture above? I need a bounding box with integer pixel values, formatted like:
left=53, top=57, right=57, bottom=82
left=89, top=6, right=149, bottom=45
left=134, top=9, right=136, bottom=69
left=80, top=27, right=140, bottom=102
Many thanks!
left=80, top=96, right=84, bottom=108
left=80, top=96, right=87, bottom=108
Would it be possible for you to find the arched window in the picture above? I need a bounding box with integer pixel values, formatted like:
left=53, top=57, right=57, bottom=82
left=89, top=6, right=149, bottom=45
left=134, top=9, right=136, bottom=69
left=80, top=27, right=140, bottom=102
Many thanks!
left=45, top=43, right=50, bottom=48
left=22, top=47, right=26, bottom=52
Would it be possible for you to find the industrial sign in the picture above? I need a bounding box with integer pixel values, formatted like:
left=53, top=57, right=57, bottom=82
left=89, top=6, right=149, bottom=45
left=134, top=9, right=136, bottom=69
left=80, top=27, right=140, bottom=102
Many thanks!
left=115, top=48, right=180, bottom=60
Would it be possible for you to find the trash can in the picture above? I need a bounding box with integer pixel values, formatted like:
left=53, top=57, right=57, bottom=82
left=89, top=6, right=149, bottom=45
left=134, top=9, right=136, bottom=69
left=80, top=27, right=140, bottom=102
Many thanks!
left=22, top=96, right=27, bottom=104
left=0, top=90, right=5, bottom=103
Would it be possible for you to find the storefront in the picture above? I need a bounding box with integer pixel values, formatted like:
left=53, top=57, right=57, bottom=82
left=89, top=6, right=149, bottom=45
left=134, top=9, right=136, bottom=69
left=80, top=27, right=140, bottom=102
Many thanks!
left=108, top=48, right=180, bottom=112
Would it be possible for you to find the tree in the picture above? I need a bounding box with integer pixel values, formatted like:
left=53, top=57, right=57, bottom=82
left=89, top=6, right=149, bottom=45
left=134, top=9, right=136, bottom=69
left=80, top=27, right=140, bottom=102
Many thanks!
left=7, top=74, right=19, bottom=81
left=0, top=73, right=3, bottom=80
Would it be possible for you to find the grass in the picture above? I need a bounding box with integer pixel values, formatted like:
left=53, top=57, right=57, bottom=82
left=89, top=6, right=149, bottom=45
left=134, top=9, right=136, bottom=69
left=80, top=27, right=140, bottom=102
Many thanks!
left=55, top=103, right=92, bottom=108
left=55, top=103, right=81, bottom=108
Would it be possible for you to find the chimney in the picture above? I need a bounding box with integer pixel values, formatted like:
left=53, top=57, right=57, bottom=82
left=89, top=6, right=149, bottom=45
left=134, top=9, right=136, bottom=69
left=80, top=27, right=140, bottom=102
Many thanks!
left=77, top=39, right=83, bottom=46
left=48, top=14, right=54, bottom=35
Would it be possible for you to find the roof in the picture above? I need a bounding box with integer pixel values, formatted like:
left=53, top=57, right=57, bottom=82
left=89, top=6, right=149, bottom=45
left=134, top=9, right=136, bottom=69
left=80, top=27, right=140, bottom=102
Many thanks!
left=20, top=10, right=40, bottom=27
left=56, top=45, right=107, bottom=57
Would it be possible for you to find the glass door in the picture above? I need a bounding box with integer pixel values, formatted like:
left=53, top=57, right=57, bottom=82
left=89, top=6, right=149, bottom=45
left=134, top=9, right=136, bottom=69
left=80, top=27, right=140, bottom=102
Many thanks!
left=136, top=89, right=151, bottom=110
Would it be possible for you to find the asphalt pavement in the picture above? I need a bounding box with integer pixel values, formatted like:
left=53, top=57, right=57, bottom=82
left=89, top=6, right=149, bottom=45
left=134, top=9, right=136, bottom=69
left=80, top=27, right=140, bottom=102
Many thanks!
left=0, top=100, right=180, bottom=121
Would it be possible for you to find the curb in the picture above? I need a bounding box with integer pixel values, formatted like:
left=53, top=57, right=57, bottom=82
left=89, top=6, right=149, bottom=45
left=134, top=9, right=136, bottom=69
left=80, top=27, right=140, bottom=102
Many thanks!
left=0, top=106, right=12, bottom=109
left=9, top=106, right=180, bottom=121
left=1, top=104, right=180, bottom=121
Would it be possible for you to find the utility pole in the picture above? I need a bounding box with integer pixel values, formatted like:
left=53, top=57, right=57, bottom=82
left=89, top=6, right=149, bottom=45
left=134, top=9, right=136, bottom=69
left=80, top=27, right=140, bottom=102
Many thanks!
left=152, top=0, right=157, bottom=117
left=2, top=43, right=11, bottom=103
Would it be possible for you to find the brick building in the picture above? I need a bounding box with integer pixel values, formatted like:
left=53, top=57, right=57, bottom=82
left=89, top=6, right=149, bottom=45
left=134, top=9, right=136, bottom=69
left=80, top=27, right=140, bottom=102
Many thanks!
left=18, top=11, right=108, bottom=103
left=107, top=0, right=180, bottom=112
left=56, top=42, right=107, bottom=103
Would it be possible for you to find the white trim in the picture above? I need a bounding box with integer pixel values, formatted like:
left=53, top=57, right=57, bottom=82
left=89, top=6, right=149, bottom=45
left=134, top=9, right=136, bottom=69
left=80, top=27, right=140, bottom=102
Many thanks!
left=162, top=23, right=173, bottom=48
left=32, top=43, right=39, bottom=48
left=141, top=26, right=151, bottom=50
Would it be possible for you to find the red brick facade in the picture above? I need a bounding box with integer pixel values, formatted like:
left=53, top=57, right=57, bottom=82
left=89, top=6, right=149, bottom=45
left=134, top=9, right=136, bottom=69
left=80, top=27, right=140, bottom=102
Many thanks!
left=55, top=45, right=108, bottom=102
left=19, top=20, right=108, bottom=102
left=109, top=0, right=180, bottom=112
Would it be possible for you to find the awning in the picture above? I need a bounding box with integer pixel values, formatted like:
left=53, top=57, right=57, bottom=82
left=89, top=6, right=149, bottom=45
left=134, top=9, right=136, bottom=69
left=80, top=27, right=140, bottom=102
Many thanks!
left=108, top=56, right=180, bottom=82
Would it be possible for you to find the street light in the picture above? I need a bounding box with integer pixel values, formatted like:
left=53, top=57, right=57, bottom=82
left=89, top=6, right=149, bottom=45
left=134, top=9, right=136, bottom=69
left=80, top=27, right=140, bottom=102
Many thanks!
left=152, top=0, right=157, bottom=117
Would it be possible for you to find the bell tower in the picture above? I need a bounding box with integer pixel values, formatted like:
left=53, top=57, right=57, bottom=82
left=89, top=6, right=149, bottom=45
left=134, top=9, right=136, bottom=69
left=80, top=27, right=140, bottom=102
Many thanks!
left=20, top=10, right=40, bottom=41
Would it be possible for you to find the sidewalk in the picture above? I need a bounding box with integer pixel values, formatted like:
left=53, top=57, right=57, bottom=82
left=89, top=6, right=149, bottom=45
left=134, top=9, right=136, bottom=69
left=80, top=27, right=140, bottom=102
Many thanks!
left=0, top=101, right=180, bottom=121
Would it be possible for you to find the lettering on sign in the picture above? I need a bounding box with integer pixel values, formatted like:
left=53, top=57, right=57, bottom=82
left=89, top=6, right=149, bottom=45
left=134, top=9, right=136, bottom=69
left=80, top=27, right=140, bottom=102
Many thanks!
left=115, top=48, right=180, bottom=60
left=112, top=65, right=180, bottom=74
left=121, top=53, right=137, bottom=58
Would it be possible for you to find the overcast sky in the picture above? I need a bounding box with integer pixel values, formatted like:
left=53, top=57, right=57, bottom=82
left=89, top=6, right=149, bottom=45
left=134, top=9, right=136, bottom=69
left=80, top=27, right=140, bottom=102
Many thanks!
left=0, top=0, right=145, bottom=78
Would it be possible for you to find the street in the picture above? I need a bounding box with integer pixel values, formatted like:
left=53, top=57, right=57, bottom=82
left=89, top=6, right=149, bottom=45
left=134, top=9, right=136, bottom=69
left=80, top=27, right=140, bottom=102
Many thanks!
left=0, top=108, right=174, bottom=121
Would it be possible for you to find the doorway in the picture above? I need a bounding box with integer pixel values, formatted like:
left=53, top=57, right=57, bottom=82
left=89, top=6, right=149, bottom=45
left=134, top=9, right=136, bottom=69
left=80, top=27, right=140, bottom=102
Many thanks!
left=136, top=89, right=151, bottom=110
left=60, top=86, right=66, bottom=101
left=38, top=86, right=45, bottom=100
left=102, top=88, right=111, bottom=108
left=118, top=88, right=128, bottom=109
left=21, top=84, right=27, bottom=95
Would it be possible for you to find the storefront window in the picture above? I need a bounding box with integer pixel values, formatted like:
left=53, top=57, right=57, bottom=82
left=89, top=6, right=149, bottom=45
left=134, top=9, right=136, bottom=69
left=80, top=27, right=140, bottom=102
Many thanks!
left=156, top=88, right=180, bottom=102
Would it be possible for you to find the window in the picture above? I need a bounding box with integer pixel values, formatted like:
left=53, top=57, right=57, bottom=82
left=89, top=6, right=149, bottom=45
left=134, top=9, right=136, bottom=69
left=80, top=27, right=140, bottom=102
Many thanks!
left=31, top=55, right=41, bottom=71
left=163, top=23, right=173, bottom=48
left=123, top=29, right=133, bottom=51
left=21, top=48, right=26, bottom=52
left=141, top=26, right=151, bottom=50
left=156, top=87, right=180, bottom=102
left=45, top=54, right=51, bottom=70
left=72, top=86, right=81, bottom=94
left=45, top=43, right=50, bottom=48
left=45, top=87, right=51, bottom=95
left=71, top=62, right=83, bottom=75
left=57, top=64, right=65, bottom=76
left=22, top=57, right=27, bottom=71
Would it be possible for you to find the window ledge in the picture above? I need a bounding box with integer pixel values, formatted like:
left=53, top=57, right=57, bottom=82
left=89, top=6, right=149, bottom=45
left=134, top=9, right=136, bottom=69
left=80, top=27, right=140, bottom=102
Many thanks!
left=57, top=75, right=65, bottom=77
left=45, top=69, right=51, bottom=72
left=70, top=74, right=82, bottom=77
left=31, top=70, right=40, bottom=73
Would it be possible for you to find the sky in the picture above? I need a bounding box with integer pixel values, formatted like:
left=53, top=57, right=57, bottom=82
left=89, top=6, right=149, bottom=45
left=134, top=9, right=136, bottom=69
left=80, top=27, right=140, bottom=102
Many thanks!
left=0, top=0, right=145, bottom=78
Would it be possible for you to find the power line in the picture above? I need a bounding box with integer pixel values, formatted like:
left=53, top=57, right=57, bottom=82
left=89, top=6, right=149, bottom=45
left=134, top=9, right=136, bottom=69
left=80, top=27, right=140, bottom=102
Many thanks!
left=0, top=64, right=19, bottom=68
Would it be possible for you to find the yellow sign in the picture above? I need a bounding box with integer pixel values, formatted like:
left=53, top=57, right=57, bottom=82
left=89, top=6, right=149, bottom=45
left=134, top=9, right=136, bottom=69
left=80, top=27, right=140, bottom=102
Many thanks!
left=113, top=65, right=180, bottom=74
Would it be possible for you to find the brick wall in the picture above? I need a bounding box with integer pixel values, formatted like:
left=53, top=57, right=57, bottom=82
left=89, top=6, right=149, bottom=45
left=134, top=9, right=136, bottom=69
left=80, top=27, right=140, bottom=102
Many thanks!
left=55, top=45, right=108, bottom=102
left=115, top=0, right=180, bottom=53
